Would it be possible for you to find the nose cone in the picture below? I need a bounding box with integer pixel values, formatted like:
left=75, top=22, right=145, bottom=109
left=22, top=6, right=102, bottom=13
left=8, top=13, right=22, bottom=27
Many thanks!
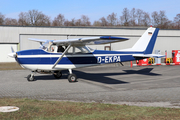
left=8, top=53, right=16, bottom=58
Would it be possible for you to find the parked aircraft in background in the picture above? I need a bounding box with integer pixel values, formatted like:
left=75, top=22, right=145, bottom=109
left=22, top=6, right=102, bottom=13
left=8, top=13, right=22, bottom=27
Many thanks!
left=8, top=26, right=164, bottom=82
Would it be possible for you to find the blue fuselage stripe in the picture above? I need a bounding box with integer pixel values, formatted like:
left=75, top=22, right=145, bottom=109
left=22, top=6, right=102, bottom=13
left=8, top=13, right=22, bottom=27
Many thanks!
left=16, top=49, right=143, bottom=65
left=16, top=55, right=136, bottom=65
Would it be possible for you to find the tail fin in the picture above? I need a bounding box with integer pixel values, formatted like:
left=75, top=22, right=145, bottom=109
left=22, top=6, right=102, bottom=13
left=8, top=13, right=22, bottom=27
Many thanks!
left=131, top=27, right=159, bottom=54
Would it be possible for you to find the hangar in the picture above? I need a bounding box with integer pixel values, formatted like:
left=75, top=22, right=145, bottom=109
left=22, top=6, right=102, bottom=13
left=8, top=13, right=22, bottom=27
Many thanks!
left=0, top=25, right=180, bottom=62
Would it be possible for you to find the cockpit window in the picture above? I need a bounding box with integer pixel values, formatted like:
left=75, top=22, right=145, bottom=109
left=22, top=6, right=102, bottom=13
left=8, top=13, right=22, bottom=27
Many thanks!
left=68, top=46, right=92, bottom=54
left=42, top=43, right=94, bottom=54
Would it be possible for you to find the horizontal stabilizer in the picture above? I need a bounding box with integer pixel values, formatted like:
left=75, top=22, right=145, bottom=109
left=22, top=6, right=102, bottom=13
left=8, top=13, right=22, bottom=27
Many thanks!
left=133, top=54, right=165, bottom=58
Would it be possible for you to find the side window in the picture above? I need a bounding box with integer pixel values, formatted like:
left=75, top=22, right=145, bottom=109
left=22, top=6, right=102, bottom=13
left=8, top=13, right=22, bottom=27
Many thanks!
left=46, top=45, right=57, bottom=53
left=57, top=46, right=65, bottom=53
left=68, top=46, right=92, bottom=54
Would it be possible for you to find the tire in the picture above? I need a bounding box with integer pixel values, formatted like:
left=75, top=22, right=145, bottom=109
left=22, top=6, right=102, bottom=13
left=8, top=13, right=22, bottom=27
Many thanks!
left=53, top=71, right=62, bottom=79
left=27, top=74, right=35, bottom=81
left=68, top=74, right=77, bottom=82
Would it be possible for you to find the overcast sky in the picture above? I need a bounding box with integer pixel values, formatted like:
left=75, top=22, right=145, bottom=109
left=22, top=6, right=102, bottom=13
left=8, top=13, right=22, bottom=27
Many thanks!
left=0, top=0, right=179, bottom=22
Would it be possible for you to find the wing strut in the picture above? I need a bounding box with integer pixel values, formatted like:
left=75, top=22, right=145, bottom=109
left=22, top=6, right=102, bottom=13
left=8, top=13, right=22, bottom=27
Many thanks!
left=52, top=45, right=71, bottom=69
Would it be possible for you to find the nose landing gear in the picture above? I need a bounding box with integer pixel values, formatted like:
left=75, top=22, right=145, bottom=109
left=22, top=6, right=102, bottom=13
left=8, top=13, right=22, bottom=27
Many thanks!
left=27, top=72, right=35, bottom=81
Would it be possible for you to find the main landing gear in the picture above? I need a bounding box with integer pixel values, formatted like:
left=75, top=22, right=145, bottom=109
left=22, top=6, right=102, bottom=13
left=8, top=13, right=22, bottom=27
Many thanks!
left=26, top=69, right=77, bottom=83
left=53, top=71, right=62, bottom=79
left=67, top=69, right=77, bottom=83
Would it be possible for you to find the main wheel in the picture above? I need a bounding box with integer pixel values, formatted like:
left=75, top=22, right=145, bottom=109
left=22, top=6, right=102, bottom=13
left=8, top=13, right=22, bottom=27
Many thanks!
left=53, top=71, right=62, bottom=79
left=68, top=74, right=77, bottom=82
left=27, top=74, right=35, bottom=81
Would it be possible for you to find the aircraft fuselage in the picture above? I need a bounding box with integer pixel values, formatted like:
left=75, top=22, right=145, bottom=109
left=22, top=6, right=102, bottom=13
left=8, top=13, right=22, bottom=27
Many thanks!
left=16, top=49, right=143, bottom=71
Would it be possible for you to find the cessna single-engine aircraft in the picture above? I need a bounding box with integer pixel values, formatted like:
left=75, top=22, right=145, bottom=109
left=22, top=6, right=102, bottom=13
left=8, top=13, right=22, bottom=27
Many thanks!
left=8, top=26, right=164, bottom=82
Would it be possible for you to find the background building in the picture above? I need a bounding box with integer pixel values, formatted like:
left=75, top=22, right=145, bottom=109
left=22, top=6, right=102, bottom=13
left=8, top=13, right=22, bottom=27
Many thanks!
left=0, top=26, right=180, bottom=62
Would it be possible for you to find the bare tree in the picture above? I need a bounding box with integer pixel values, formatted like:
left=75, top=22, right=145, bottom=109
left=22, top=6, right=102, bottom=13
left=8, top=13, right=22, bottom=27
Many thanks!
left=136, top=9, right=144, bottom=26
left=1, top=8, right=180, bottom=28
left=159, top=11, right=169, bottom=28
left=52, top=14, right=65, bottom=26
left=75, top=19, right=81, bottom=26
left=81, top=15, right=91, bottom=26
left=0, top=12, right=5, bottom=25
left=99, top=17, right=108, bottom=26
left=18, top=12, right=28, bottom=26
left=151, top=11, right=160, bottom=26
left=70, top=18, right=76, bottom=26
left=142, top=12, right=151, bottom=26
left=63, top=19, right=70, bottom=26
left=130, top=8, right=136, bottom=26
left=151, top=11, right=169, bottom=28
left=121, top=8, right=130, bottom=26
left=38, top=14, right=51, bottom=26
left=107, top=12, right=117, bottom=26
left=93, top=20, right=101, bottom=26
left=26, top=9, right=50, bottom=26
left=174, top=14, right=180, bottom=29
left=4, top=18, right=18, bottom=25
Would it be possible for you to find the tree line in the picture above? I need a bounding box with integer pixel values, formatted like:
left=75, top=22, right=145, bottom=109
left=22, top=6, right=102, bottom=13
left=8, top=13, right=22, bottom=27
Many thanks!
left=0, top=8, right=180, bottom=29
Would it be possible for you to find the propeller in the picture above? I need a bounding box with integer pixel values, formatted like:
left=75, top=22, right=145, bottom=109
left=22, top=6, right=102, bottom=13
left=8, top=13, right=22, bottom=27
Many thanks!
left=8, top=47, right=17, bottom=58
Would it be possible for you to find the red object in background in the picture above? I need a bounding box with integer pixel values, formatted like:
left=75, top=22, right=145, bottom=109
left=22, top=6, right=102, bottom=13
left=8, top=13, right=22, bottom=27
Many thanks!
left=136, top=58, right=149, bottom=66
left=131, top=61, right=133, bottom=67
left=172, top=50, right=180, bottom=65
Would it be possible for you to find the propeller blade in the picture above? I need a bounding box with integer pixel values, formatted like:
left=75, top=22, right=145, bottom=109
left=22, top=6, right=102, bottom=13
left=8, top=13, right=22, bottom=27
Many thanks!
left=11, top=47, right=14, bottom=53
left=8, top=46, right=16, bottom=58
left=8, top=53, right=16, bottom=58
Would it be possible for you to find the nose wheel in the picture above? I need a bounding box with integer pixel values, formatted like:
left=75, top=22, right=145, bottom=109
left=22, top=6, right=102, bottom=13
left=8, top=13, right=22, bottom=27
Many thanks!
left=27, top=73, right=35, bottom=81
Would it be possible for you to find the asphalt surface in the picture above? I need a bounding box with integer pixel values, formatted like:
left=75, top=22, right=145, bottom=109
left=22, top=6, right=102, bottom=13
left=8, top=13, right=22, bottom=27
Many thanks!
left=1, top=64, right=180, bottom=108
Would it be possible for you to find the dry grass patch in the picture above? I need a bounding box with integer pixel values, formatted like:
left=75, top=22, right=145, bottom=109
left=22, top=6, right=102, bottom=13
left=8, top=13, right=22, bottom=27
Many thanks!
left=0, top=98, right=180, bottom=120
left=0, top=62, right=24, bottom=70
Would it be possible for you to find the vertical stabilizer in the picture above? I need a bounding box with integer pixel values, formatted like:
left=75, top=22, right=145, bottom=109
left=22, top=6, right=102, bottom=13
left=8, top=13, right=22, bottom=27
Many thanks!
left=131, top=27, right=159, bottom=54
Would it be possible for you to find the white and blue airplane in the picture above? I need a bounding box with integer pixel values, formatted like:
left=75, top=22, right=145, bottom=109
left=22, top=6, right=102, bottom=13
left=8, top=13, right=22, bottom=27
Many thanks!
left=8, top=26, right=164, bottom=82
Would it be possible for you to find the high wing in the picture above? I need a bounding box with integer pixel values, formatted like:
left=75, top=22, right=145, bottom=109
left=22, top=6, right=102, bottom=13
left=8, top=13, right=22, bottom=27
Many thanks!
left=29, top=36, right=128, bottom=46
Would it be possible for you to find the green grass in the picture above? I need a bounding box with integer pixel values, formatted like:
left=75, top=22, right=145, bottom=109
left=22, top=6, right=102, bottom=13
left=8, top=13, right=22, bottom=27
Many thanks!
left=0, top=98, right=180, bottom=120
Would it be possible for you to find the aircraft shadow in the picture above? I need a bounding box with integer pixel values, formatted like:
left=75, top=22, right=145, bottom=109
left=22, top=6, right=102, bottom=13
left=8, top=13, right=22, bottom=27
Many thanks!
left=72, top=68, right=161, bottom=84
left=73, top=70, right=128, bottom=84
left=122, top=68, right=161, bottom=76
left=27, top=68, right=161, bottom=84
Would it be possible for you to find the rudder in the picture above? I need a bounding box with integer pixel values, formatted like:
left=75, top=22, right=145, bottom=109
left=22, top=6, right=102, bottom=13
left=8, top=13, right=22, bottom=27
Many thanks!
left=144, top=28, right=159, bottom=54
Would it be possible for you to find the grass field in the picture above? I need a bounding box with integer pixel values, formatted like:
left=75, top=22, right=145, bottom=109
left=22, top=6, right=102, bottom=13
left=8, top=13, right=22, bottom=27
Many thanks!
left=0, top=98, right=180, bottom=120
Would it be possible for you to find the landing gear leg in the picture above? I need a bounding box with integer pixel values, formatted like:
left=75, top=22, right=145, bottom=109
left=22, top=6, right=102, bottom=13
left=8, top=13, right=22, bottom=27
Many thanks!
left=27, top=71, right=35, bottom=82
left=53, top=71, right=62, bottom=79
left=68, top=69, right=77, bottom=83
